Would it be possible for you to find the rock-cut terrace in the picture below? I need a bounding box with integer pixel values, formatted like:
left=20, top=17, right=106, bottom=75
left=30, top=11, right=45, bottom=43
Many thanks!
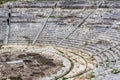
left=0, top=0, right=120, bottom=80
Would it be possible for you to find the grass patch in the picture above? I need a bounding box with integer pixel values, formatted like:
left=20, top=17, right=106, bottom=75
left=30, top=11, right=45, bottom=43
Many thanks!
left=49, top=15, right=63, bottom=18
left=111, top=69, right=120, bottom=74
left=0, top=0, right=17, bottom=4
left=60, top=63, right=65, bottom=67
left=109, top=48, right=112, bottom=51
left=57, top=49, right=64, bottom=54
left=88, top=73, right=95, bottom=79
left=62, top=77, right=68, bottom=80
left=22, top=36, right=31, bottom=44
left=0, top=45, right=3, bottom=49
left=90, top=74, right=95, bottom=78
left=38, top=59, right=50, bottom=65
left=2, top=78, right=7, bottom=80
left=49, top=15, right=56, bottom=18
left=9, top=75, right=23, bottom=80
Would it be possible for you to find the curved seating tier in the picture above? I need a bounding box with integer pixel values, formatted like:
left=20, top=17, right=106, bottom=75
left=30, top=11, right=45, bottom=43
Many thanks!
left=0, top=0, right=120, bottom=79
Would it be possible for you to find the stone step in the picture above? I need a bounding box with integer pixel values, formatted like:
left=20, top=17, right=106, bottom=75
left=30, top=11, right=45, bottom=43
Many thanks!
left=55, top=47, right=94, bottom=79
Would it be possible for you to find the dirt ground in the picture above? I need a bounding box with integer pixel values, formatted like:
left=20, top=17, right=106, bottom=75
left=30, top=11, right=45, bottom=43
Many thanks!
left=0, top=51, right=62, bottom=80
